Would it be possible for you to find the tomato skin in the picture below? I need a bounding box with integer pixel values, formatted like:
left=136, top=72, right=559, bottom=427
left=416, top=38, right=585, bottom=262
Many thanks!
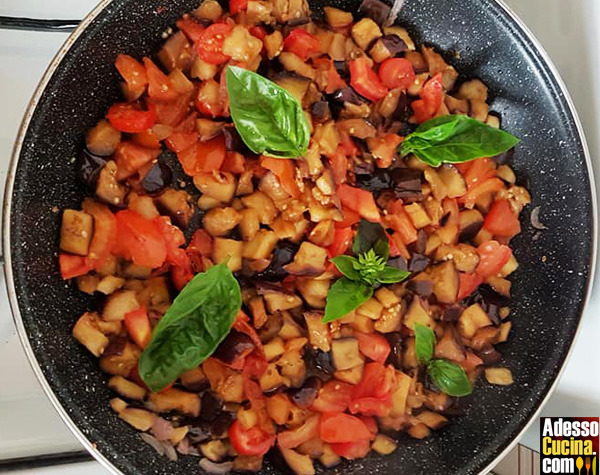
left=352, top=362, right=395, bottom=401
left=260, top=156, right=300, bottom=198
left=229, top=420, right=275, bottom=456
left=411, top=72, right=443, bottom=123
left=165, top=132, right=198, bottom=153
left=249, top=26, right=267, bottom=40
left=369, top=133, right=403, bottom=168
left=143, top=57, right=178, bottom=101
left=114, top=142, right=162, bottom=180
left=378, top=58, right=416, bottom=90
left=124, top=305, right=152, bottom=349
left=59, top=253, right=92, bottom=279
left=329, top=146, right=348, bottom=185
left=196, top=23, right=233, bottom=65
left=319, top=413, right=372, bottom=443
left=337, top=184, right=381, bottom=222
left=327, top=227, right=354, bottom=258
left=385, top=200, right=418, bottom=244
left=114, top=210, right=168, bottom=269
left=283, top=28, right=321, bottom=60
left=230, top=0, right=249, bottom=14
left=349, top=396, right=391, bottom=416
left=196, top=79, right=226, bottom=118
left=151, top=92, right=194, bottom=127
left=349, top=57, right=388, bottom=102
left=176, top=18, right=205, bottom=43
left=330, top=439, right=371, bottom=460
left=475, top=240, right=512, bottom=278
left=153, top=216, right=186, bottom=264
left=458, top=177, right=504, bottom=209
left=462, top=157, right=496, bottom=190
left=115, top=54, right=148, bottom=100
left=358, top=416, right=378, bottom=439
left=177, top=134, right=226, bottom=176
left=484, top=199, right=521, bottom=238
left=107, top=103, right=157, bottom=133
left=356, top=332, right=391, bottom=363
left=311, top=380, right=354, bottom=413
left=457, top=272, right=483, bottom=301
left=221, top=151, right=246, bottom=174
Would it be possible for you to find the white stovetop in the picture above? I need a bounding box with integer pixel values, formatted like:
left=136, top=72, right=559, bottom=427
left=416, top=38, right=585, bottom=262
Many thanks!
left=0, top=0, right=599, bottom=472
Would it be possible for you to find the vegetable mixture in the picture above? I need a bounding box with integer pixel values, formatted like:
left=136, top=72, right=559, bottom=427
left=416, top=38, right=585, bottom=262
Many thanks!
left=60, top=0, right=529, bottom=472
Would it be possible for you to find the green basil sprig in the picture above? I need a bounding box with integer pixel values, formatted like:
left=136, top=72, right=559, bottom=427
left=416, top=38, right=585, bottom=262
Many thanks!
left=226, top=66, right=310, bottom=158
left=323, top=220, right=410, bottom=323
left=414, top=323, right=472, bottom=397
left=401, top=114, right=519, bottom=167
left=139, top=263, right=242, bottom=392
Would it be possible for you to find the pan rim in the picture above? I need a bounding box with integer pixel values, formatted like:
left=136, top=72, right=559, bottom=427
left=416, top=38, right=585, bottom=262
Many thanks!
left=2, top=0, right=596, bottom=474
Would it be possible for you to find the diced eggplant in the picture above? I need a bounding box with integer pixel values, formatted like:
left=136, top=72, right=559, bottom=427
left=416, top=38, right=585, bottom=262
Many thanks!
left=351, top=18, right=382, bottom=50
left=459, top=209, right=484, bottom=242
left=284, top=242, right=328, bottom=276
left=278, top=313, right=305, bottom=340
left=108, top=375, right=146, bottom=401
left=279, top=53, right=316, bottom=80
left=96, top=275, right=126, bottom=295
left=357, top=298, right=384, bottom=320
left=358, top=0, right=391, bottom=26
left=258, top=313, right=284, bottom=343
left=404, top=51, right=428, bottom=74
left=403, top=297, right=434, bottom=330
left=408, top=253, right=430, bottom=273
left=280, top=448, right=315, bottom=475
left=334, top=363, right=364, bottom=385
left=194, top=0, right=223, bottom=21
left=60, top=209, right=93, bottom=256
left=180, top=367, right=209, bottom=393
left=331, top=338, right=363, bottom=371
left=372, top=434, right=397, bottom=455
left=304, top=346, right=335, bottom=380
left=437, top=164, right=467, bottom=198
left=441, top=306, right=461, bottom=322
left=384, top=332, right=403, bottom=369
left=434, top=244, right=480, bottom=274
left=264, top=337, right=286, bottom=361
left=141, top=161, right=172, bottom=195
left=477, top=344, right=502, bottom=365
left=96, top=160, right=126, bottom=207
left=72, top=312, right=110, bottom=357
left=256, top=283, right=302, bottom=313
left=407, top=423, right=431, bottom=440
left=303, top=312, right=330, bottom=352
left=291, top=377, right=321, bottom=408
left=434, top=325, right=465, bottom=362
left=100, top=340, right=140, bottom=376
left=297, top=437, right=325, bottom=458
left=405, top=203, right=431, bottom=229
left=86, top=119, right=121, bottom=156
left=78, top=149, right=107, bottom=189
left=319, top=444, right=341, bottom=468
left=155, top=188, right=193, bottom=228
left=233, top=456, right=263, bottom=473
left=336, top=118, right=377, bottom=139
left=241, top=191, right=277, bottom=225
left=469, top=99, right=489, bottom=122
left=429, top=261, right=459, bottom=304
left=203, top=207, right=241, bottom=237
left=264, top=30, right=284, bottom=60
left=190, top=57, right=218, bottom=80
left=127, top=193, right=159, bottom=220
left=102, top=290, right=139, bottom=321
left=416, top=411, right=448, bottom=430
left=119, top=407, right=156, bottom=431
left=296, top=277, right=330, bottom=309
left=421, top=45, right=458, bottom=90
left=194, top=172, right=237, bottom=204
left=458, top=79, right=488, bottom=102
left=158, top=31, right=192, bottom=72
left=200, top=440, right=228, bottom=462
left=313, top=121, right=340, bottom=156
left=458, top=303, right=492, bottom=338
left=470, top=326, right=501, bottom=351
left=260, top=363, right=289, bottom=391
left=77, top=274, right=99, bottom=294
left=375, top=287, right=401, bottom=308
left=374, top=304, right=402, bottom=333
left=407, top=277, right=433, bottom=297
left=254, top=240, right=299, bottom=281
left=484, top=367, right=513, bottom=386
left=213, top=330, right=255, bottom=366
left=212, top=238, right=243, bottom=272
left=311, top=100, right=331, bottom=123
left=324, top=7, right=353, bottom=28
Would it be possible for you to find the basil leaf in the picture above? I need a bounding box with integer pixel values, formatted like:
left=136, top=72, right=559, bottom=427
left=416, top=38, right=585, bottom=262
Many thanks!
left=331, top=255, right=361, bottom=281
left=353, top=219, right=389, bottom=260
left=376, top=266, right=411, bottom=284
left=401, top=115, right=519, bottom=167
left=322, top=277, right=373, bottom=323
left=427, top=359, right=473, bottom=397
left=414, top=323, right=435, bottom=364
left=226, top=66, right=310, bottom=158
left=139, top=264, right=242, bottom=392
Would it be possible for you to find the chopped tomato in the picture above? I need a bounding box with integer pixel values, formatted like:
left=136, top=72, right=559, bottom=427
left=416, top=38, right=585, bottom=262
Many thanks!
left=484, top=199, right=521, bottom=238
left=174, top=112, right=198, bottom=133
left=176, top=17, right=205, bottom=43
left=387, top=231, right=410, bottom=259
left=233, top=317, right=265, bottom=357
left=230, top=0, right=249, bottom=14
left=329, top=146, right=348, bottom=185
left=339, top=130, right=358, bottom=157
left=143, top=57, right=178, bottom=101
left=114, top=210, right=167, bottom=268
left=356, top=332, right=391, bottom=363
left=369, top=133, right=403, bottom=168
left=106, top=103, right=157, bottom=133
left=475, top=240, right=512, bottom=278
left=196, top=23, right=233, bottom=65
left=330, top=439, right=371, bottom=460
left=242, top=352, right=269, bottom=378
left=115, top=54, right=148, bottom=100
left=171, top=259, right=194, bottom=291
left=311, top=380, right=354, bottom=413
left=59, top=253, right=92, bottom=280
left=411, top=72, right=443, bottom=123
left=221, top=151, right=246, bottom=174
left=114, top=142, right=161, bottom=180
left=358, top=416, right=378, bottom=439
left=458, top=177, right=504, bottom=209
left=124, top=305, right=152, bottom=349
left=350, top=396, right=391, bottom=417
left=165, top=132, right=198, bottom=153
left=352, top=362, right=395, bottom=401
left=314, top=57, right=347, bottom=94
left=462, top=158, right=496, bottom=190
left=327, top=227, right=354, bottom=258
left=150, top=91, right=193, bottom=126
left=83, top=200, right=117, bottom=271
left=249, top=26, right=267, bottom=40
left=277, top=414, right=320, bottom=449
left=188, top=229, right=213, bottom=256
left=229, top=420, right=275, bottom=456
left=260, top=156, right=301, bottom=198
left=337, top=184, right=381, bottom=222
left=177, top=134, right=226, bottom=175
left=196, top=79, right=226, bottom=118
left=457, top=272, right=483, bottom=301
left=385, top=200, right=418, bottom=244
left=349, top=57, right=388, bottom=102
left=133, top=129, right=162, bottom=149
left=336, top=208, right=360, bottom=229
left=319, top=413, right=372, bottom=443
left=378, top=58, right=415, bottom=90
left=283, top=28, right=321, bottom=61
left=153, top=216, right=186, bottom=265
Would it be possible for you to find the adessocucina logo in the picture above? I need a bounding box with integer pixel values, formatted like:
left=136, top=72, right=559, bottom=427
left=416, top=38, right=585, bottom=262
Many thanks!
left=540, top=417, right=598, bottom=474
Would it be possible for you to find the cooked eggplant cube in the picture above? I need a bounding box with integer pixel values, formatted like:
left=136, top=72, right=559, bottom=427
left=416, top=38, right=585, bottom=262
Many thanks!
left=102, top=290, right=139, bottom=321
left=372, top=434, right=397, bottom=455
left=100, top=341, right=140, bottom=376
left=458, top=303, right=492, bottom=338
left=86, top=119, right=121, bottom=157
left=403, top=297, right=434, bottom=330
left=358, top=0, right=391, bottom=26
left=280, top=448, right=315, bottom=475
left=72, top=312, right=110, bottom=357
left=148, top=388, right=200, bottom=417
left=284, top=242, right=328, bottom=276
left=108, top=376, right=147, bottom=401
left=485, top=367, right=513, bottom=385
left=212, top=238, right=243, bottom=272
left=351, top=18, right=382, bottom=50
left=459, top=209, right=484, bottom=242
left=96, top=160, right=126, bottom=207
left=119, top=407, right=155, bottom=431
left=324, top=7, right=353, bottom=28
left=241, top=191, right=277, bottom=225
left=429, top=261, right=459, bottom=304
left=60, top=209, right=93, bottom=256
left=331, top=338, right=363, bottom=371
left=203, top=207, right=241, bottom=237
left=155, top=188, right=193, bottom=228
left=243, top=230, right=279, bottom=260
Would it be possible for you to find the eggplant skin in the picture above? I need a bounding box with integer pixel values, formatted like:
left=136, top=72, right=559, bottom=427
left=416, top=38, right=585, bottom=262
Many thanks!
left=78, top=149, right=107, bottom=189
left=358, top=0, right=391, bottom=26
left=212, top=330, right=255, bottom=365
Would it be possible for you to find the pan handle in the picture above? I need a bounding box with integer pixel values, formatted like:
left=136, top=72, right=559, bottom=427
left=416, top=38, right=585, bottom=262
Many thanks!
left=0, top=16, right=80, bottom=33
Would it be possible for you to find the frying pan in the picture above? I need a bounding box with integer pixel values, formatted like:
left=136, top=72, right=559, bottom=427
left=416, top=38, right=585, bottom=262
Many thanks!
left=3, top=0, right=596, bottom=473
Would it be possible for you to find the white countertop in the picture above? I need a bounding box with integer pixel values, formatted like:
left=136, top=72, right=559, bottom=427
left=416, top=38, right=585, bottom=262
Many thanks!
left=0, top=0, right=598, bottom=472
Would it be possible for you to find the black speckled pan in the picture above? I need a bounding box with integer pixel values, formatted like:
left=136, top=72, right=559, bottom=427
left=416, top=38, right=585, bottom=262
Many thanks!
left=3, top=0, right=596, bottom=473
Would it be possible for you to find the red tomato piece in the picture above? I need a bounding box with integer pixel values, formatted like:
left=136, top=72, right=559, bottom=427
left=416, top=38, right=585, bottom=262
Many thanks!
left=283, top=28, right=321, bottom=61
left=250, top=26, right=267, bottom=40
left=311, top=380, right=354, bottom=413
left=411, top=72, right=443, bottom=123
left=124, top=305, right=152, bottom=349
left=115, top=54, right=148, bottom=100
left=153, top=216, right=186, bottom=264
left=369, top=133, right=403, bottom=168
left=83, top=200, right=117, bottom=271
left=335, top=208, right=361, bottom=229
left=196, top=23, right=233, bottom=65
left=221, top=151, right=246, bottom=174
left=339, top=130, right=358, bottom=157
left=349, top=57, right=388, bottom=102
left=165, top=132, right=198, bottom=153
left=133, top=129, right=162, bottom=149
left=242, top=352, right=269, bottom=378
left=114, top=142, right=161, bottom=180
left=107, top=103, right=157, bottom=133
left=352, top=362, right=395, bottom=401
left=458, top=177, right=504, bottom=209
left=114, top=210, right=168, bottom=269
left=59, top=253, right=92, bottom=280
left=337, top=184, right=381, bottom=222
left=151, top=92, right=194, bottom=127
left=356, top=332, right=391, bottom=363
left=320, top=413, right=372, bottom=443
left=196, top=79, right=226, bottom=118
left=475, top=240, right=512, bottom=278
left=177, top=134, right=226, bottom=176
left=327, top=227, right=354, bottom=258
left=143, top=57, right=178, bottom=101
left=462, top=157, right=496, bottom=190
left=277, top=415, right=320, bottom=449
left=359, top=416, right=378, bottom=439
left=329, top=146, right=348, bottom=185
left=314, top=57, right=347, bottom=94
left=330, top=439, right=371, bottom=460
left=385, top=200, right=418, bottom=244
left=176, top=18, right=205, bottom=43
left=229, top=420, right=275, bottom=456
left=260, top=156, right=300, bottom=198
left=230, top=0, right=249, bottom=14
left=171, top=259, right=194, bottom=291
left=484, top=199, right=521, bottom=238
left=233, top=317, right=265, bottom=357
left=349, top=396, right=391, bottom=417
left=188, top=229, right=213, bottom=256
left=378, top=58, right=416, bottom=90
left=457, top=272, right=483, bottom=301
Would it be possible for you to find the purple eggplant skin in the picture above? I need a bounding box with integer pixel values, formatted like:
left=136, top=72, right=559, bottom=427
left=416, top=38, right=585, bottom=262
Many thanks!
left=477, top=344, right=502, bottom=365
left=311, top=100, right=332, bottom=123
left=331, top=86, right=365, bottom=105
left=442, top=306, right=462, bottom=323
left=358, top=0, right=391, bottom=26
left=384, top=332, right=403, bottom=369
left=304, top=347, right=335, bottom=381
left=78, top=149, right=107, bottom=189
left=291, top=378, right=322, bottom=408
left=408, top=253, right=431, bottom=273
left=459, top=221, right=484, bottom=243
left=212, top=330, right=255, bottom=366
left=200, top=392, right=223, bottom=422
left=380, top=34, right=408, bottom=56
left=407, top=279, right=433, bottom=298
left=387, top=256, right=408, bottom=271
left=141, top=161, right=173, bottom=195
left=254, top=240, right=299, bottom=282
